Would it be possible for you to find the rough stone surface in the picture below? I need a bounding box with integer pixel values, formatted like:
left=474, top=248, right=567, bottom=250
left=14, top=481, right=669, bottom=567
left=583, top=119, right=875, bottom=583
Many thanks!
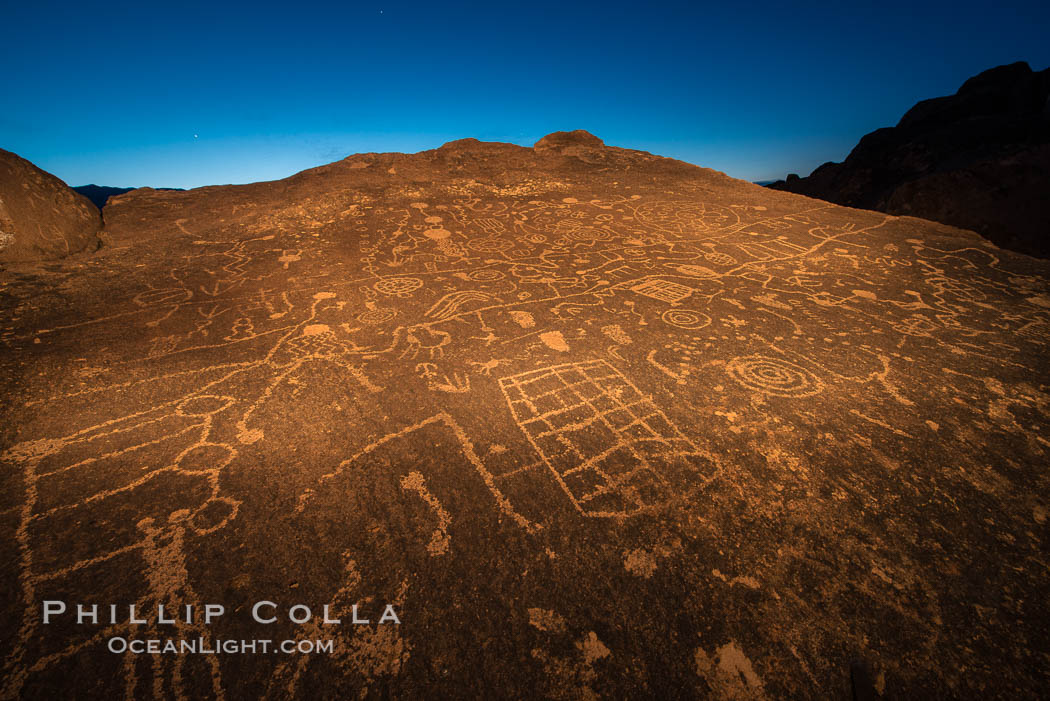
left=769, top=62, right=1050, bottom=257
left=533, top=129, right=606, bottom=155
left=0, top=149, right=102, bottom=263
left=1, top=134, right=1048, bottom=699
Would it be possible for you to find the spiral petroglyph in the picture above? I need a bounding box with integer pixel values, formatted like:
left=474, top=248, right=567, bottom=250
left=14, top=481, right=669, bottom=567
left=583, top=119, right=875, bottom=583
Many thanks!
left=725, top=355, right=823, bottom=397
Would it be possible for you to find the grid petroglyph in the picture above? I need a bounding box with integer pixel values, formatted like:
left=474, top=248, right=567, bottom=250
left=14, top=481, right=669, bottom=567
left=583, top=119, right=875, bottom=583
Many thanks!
left=498, top=360, right=716, bottom=517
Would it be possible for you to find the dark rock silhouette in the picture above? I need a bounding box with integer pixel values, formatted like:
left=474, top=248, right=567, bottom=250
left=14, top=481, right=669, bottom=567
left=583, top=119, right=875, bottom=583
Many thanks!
left=72, top=185, right=187, bottom=210
left=0, top=149, right=102, bottom=263
left=769, top=62, right=1050, bottom=257
left=71, top=184, right=135, bottom=209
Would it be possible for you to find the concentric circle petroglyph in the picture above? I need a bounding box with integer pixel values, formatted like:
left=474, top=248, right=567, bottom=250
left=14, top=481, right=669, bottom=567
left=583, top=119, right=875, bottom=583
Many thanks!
left=468, top=269, right=506, bottom=282
left=374, top=277, right=423, bottom=295
left=725, top=355, right=823, bottom=397
left=661, top=309, right=711, bottom=330
left=568, top=227, right=612, bottom=241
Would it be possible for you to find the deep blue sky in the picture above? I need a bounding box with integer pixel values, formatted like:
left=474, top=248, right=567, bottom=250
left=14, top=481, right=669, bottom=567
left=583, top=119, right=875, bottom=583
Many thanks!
left=3, top=1, right=1048, bottom=188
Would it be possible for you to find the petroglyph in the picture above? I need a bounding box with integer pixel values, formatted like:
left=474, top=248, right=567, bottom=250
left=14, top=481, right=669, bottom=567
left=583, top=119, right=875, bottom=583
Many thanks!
left=498, top=360, right=719, bottom=517
left=374, top=277, right=423, bottom=296
left=661, top=309, right=711, bottom=330
left=724, top=355, right=824, bottom=398
left=399, top=472, right=451, bottom=556
left=538, top=331, right=570, bottom=352
left=630, top=278, right=694, bottom=304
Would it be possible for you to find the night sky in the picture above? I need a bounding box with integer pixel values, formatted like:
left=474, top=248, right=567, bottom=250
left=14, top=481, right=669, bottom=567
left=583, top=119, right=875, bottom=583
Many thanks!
left=3, top=1, right=1048, bottom=189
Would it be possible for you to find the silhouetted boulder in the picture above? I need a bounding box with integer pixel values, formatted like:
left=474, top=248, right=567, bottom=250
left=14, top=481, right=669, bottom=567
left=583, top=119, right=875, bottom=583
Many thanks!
left=0, top=149, right=102, bottom=263
left=533, top=129, right=605, bottom=154
left=770, top=62, right=1050, bottom=257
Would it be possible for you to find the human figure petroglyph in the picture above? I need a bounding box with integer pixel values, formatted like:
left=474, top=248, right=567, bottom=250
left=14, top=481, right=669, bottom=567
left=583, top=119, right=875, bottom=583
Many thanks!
left=0, top=418, right=236, bottom=699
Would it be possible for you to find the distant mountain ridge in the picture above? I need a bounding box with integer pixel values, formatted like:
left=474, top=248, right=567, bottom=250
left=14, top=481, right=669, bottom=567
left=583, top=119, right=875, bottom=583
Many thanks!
left=72, top=184, right=185, bottom=209
left=769, top=62, right=1050, bottom=257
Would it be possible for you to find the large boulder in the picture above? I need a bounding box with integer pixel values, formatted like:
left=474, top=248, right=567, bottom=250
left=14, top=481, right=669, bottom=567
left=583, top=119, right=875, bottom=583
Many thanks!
left=0, top=148, right=102, bottom=263
left=533, top=129, right=605, bottom=154
left=769, top=62, right=1050, bottom=257
left=3, top=131, right=1050, bottom=699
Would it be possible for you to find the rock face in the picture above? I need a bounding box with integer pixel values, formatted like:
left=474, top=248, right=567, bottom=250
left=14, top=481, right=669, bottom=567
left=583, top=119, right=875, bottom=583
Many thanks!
left=2, top=133, right=1049, bottom=699
left=0, top=149, right=102, bottom=263
left=769, top=62, right=1050, bottom=257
